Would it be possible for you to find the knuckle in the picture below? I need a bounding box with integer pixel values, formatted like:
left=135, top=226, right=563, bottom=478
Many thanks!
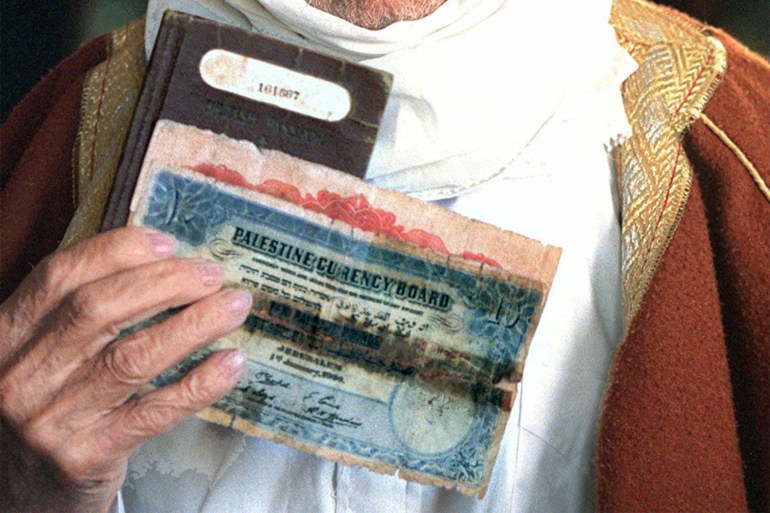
left=178, top=371, right=210, bottom=405
left=163, top=309, right=219, bottom=348
left=65, top=285, right=104, bottom=328
left=127, top=401, right=177, bottom=436
left=36, top=253, right=71, bottom=297
left=189, top=309, right=219, bottom=336
left=187, top=303, right=226, bottom=337
left=101, top=340, right=151, bottom=386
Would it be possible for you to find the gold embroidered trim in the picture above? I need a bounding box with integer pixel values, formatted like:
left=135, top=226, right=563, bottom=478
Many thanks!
left=610, top=0, right=727, bottom=323
left=700, top=113, right=770, bottom=205
left=61, top=19, right=147, bottom=248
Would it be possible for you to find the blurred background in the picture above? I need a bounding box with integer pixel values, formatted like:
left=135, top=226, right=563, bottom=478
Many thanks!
left=1, top=0, right=769, bottom=122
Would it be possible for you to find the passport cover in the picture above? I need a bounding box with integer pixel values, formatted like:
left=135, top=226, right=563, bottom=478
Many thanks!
left=101, top=10, right=393, bottom=231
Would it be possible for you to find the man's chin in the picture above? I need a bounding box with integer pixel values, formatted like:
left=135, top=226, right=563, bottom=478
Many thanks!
left=306, top=0, right=449, bottom=30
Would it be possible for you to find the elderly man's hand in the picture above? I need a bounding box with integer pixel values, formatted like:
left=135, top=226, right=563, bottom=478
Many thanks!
left=0, top=227, right=251, bottom=513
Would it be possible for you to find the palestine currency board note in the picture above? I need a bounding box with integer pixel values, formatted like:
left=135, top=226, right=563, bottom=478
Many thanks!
left=127, top=120, right=560, bottom=497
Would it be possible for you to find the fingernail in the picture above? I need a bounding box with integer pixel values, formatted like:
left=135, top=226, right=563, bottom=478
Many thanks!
left=224, top=289, right=252, bottom=316
left=221, top=349, right=246, bottom=374
left=145, top=231, right=176, bottom=257
left=196, top=260, right=224, bottom=286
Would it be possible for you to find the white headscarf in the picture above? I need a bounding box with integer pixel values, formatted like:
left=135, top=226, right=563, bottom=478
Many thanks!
left=145, top=0, right=636, bottom=200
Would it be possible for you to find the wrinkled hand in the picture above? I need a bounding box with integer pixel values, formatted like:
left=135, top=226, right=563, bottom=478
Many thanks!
left=0, top=227, right=251, bottom=513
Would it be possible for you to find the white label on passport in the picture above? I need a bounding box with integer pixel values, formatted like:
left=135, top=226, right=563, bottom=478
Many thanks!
left=199, top=49, right=352, bottom=121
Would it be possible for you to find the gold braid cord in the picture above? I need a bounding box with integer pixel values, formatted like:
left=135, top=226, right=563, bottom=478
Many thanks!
left=61, top=19, right=147, bottom=248
left=610, top=0, right=726, bottom=323
left=700, top=113, right=770, bottom=205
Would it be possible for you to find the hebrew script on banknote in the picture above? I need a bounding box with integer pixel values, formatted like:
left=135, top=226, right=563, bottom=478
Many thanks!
left=126, top=120, right=560, bottom=497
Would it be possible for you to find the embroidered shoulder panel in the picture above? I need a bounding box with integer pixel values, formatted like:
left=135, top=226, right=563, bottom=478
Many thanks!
left=62, top=18, right=147, bottom=247
left=610, top=0, right=726, bottom=323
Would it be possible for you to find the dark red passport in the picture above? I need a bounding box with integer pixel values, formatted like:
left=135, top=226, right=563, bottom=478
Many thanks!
left=101, top=10, right=392, bottom=231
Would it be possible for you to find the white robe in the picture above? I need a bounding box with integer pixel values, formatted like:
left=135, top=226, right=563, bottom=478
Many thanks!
left=122, top=0, right=636, bottom=510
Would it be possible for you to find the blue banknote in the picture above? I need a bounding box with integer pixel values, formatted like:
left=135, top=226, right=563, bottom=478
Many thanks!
left=131, top=165, right=550, bottom=496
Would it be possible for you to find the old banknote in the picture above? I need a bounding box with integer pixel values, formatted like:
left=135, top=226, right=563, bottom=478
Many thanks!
left=128, top=120, right=560, bottom=497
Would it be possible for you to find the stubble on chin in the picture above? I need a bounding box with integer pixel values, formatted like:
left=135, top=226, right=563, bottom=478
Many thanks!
left=306, top=0, right=448, bottom=29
